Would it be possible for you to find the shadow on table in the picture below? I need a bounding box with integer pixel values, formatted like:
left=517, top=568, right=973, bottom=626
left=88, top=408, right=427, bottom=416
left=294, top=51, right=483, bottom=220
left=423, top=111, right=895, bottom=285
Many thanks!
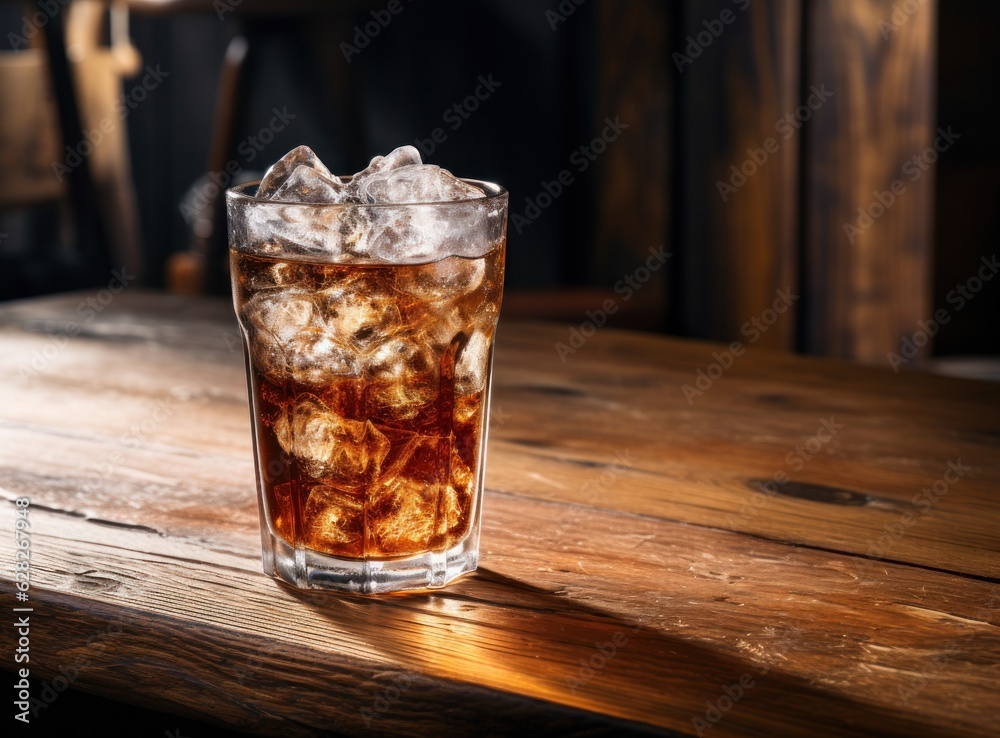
left=281, top=566, right=938, bottom=737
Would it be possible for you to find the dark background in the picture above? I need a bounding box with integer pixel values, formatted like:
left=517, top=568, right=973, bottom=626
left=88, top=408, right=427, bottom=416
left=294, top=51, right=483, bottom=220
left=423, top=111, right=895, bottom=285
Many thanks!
left=0, top=0, right=997, bottom=358
left=123, top=1, right=600, bottom=292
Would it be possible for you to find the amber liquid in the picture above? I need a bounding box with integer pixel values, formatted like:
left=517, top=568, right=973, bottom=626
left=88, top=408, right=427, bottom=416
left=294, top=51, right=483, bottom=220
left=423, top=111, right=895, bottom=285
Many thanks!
left=232, top=243, right=503, bottom=560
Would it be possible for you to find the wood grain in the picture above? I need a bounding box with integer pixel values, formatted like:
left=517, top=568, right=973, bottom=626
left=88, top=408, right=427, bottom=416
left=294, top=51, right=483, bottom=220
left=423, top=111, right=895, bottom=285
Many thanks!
left=1, top=292, right=999, bottom=737
left=674, top=0, right=801, bottom=350
left=803, top=0, right=938, bottom=362
left=594, top=0, right=671, bottom=330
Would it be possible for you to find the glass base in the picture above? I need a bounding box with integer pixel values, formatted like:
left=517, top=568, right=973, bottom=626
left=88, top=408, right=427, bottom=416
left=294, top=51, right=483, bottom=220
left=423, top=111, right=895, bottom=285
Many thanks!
left=261, top=531, right=479, bottom=594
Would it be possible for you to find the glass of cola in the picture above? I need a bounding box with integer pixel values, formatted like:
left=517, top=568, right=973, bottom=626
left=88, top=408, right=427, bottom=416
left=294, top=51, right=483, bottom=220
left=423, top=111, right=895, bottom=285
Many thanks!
left=227, top=145, right=507, bottom=593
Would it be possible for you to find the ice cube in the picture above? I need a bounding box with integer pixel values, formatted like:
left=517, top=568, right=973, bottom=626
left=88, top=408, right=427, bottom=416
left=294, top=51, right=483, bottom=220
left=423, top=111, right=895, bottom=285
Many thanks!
left=347, top=149, right=487, bottom=261
left=231, top=247, right=300, bottom=306
left=257, top=145, right=335, bottom=199
left=247, top=291, right=315, bottom=343
left=354, top=164, right=484, bottom=205
left=273, top=394, right=390, bottom=487
left=245, top=144, right=498, bottom=263
left=417, top=308, right=467, bottom=354
left=367, top=438, right=473, bottom=554
left=270, top=165, right=348, bottom=204
left=368, top=475, right=438, bottom=552
left=364, top=211, right=443, bottom=262
left=263, top=259, right=304, bottom=287
left=451, top=394, right=478, bottom=426
left=286, top=327, right=360, bottom=388
left=364, top=336, right=439, bottom=420
left=244, top=290, right=316, bottom=347
left=245, top=146, right=365, bottom=258
left=241, top=290, right=365, bottom=386
left=352, top=145, right=424, bottom=181
left=455, top=330, right=491, bottom=395
left=369, top=203, right=493, bottom=262
left=395, top=257, right=485, bottom=302
left=241, top=290, right=315, bottom=381
left=241, top=203, right=340, bottom=259
left=303, top=483, right=363, bottom=553
left=314, top=283, right=404, bottom=353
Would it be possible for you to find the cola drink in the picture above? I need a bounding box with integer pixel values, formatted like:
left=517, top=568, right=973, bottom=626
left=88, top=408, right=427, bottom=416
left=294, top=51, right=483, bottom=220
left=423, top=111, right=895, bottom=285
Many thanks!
left=228, top=146, right=507, bottom=593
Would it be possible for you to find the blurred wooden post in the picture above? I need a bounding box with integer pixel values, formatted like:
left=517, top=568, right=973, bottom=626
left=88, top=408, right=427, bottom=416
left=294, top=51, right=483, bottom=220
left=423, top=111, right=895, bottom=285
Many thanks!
left=594, top=0, right=671, bottom=330
left=803, top=0, right=937, bottom=363
left=39, top=0, right=116, bottom=282
left=673, top=0, right=802, bottom=350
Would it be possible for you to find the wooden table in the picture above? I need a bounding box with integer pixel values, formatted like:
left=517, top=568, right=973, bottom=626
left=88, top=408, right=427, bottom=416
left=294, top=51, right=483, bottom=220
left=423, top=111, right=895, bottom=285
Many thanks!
left=1, top=292, right=998, bottom=737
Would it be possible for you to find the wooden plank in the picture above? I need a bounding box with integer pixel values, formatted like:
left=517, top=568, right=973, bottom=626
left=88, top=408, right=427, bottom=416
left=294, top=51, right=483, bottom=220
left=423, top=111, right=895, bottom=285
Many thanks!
left=2, top=478, right=998, bottom=737
left=803, top=0, right=937, bottom=362
left=2, top=293, right=997, bottom=578
left=1, top=292, right=999, bottom=736
left=486, top=325, right=1000, bottom=580
left=674, top=0, right=801, bottom=350
left=593, top=0, right=671, bottom=329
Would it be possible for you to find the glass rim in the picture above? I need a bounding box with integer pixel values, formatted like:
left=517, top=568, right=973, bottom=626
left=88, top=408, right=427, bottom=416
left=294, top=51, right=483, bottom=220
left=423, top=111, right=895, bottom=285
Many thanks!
left=227, top=176, right=507, bottom=208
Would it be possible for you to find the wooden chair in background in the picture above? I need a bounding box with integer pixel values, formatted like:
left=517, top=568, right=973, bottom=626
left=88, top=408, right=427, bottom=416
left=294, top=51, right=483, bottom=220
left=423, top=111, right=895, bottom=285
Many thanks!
left=119, top=0, right=355, bottom=295
left=0, top=0, right=143, bottom=282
